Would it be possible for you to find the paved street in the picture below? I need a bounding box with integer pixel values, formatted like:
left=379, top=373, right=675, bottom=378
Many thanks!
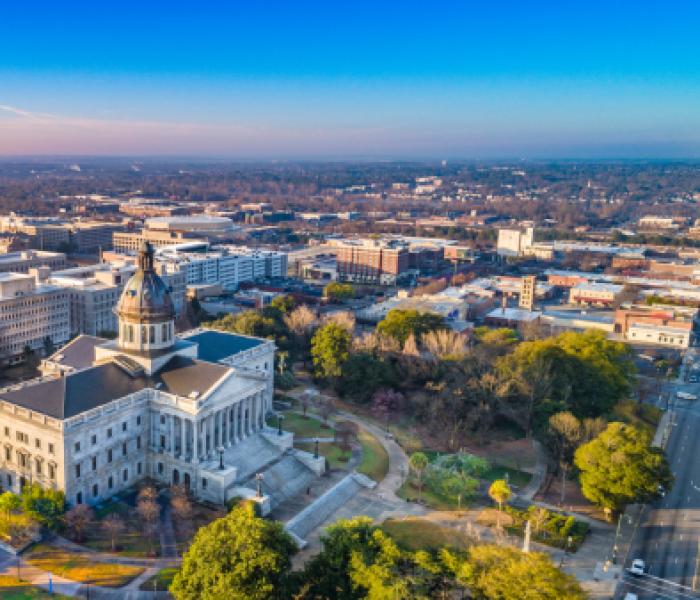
left=618, top=352, right=700, bottom=599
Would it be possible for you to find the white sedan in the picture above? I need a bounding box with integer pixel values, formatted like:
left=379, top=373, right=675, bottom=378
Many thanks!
left=629, top=558, right=645, bottom=576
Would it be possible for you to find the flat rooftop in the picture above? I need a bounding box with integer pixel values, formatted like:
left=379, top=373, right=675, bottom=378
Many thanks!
left=184, top=330, right=266, bottom=362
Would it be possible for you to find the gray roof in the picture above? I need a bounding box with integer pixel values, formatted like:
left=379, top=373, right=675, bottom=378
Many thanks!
left=0, top=363, right=150, bottom=419
left=48, top=335, right=107, bottom=371
left=152, top=355, right=230, bottom=398
left=1, top=354, right=231, bottom=419
left=186, top=330, right=265, bottom=362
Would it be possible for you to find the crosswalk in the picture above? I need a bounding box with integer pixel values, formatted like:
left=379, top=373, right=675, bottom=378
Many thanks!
left=621, top=572, right=700, bottom=599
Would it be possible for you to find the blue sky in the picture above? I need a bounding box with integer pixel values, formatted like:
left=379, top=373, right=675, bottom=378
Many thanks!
left=1, top=1, right=699, bottom=157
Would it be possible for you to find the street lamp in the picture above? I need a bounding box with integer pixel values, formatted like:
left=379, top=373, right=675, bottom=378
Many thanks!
left=277, top=414, right=284, bottom=436
left=217, top=446, right=225, bottom=470
left=611, top=514, right=632, bottom=564
left=314, top=438, right=319, bottom=459
left=255, top=472, right=264, bottom=498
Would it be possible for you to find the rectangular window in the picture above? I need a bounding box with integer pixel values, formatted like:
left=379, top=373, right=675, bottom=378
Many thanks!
left=75, top=464, right=81, bottom=478
left=122, top=442, right=127, bottom=456
left=91, top=434, right=97, bottom=445
left=107, top=449, right=113, bottom=463
left=107, top=428, right=112, bottom=438
left=136, top=416, right=141, bottom=426
left=74, top=441, right=80, bottom=453
left=48, top=443, right=54, bottom=454
left=35, top=439, right=41, bottom=449
left=122, top=422, right=127, bottom=432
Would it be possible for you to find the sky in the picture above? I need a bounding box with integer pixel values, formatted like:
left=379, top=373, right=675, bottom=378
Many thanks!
left=1, top=1, right=699, bottom=159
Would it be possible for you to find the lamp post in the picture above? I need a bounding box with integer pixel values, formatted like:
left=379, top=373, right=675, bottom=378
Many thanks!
left=277, top=414, right=284, bottom=436
left=611, top=514, right=632, bottom=564
left=255, top=472, right=264, bottom=498
left=314, top=438, right=319, bottom=459
left=217, top=446, right=225, bottom=470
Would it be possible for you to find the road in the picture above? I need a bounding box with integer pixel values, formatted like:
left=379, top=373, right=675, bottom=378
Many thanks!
left=618, top=350, right=700, bottom=599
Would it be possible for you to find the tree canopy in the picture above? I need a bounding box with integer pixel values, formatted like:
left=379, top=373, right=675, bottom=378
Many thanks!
left=377, top=309, right=447, bottom=344
left=324, top=282, right=355, bottom=301
left=311, top=322, right=352, bottom=379
left=170, top=503, right=297, bottom=600
left=574, top=422, right=673, bottom=512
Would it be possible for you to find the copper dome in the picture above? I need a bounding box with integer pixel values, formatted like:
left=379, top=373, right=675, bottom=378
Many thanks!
left=116, top=241, right=175, bottom=323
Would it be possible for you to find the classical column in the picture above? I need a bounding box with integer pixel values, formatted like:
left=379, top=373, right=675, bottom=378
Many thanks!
left=193, top=419, right=199, bottom=463
left=234, top=402, right=241, bottom=443
left=180, top=417, right=186, bottom=460
left=225, top=407, right=232, bottom=447
left=208, top=414, right=215, bottom=457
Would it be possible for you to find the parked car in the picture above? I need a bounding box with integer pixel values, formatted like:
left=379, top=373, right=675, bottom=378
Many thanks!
left=624, top=593, right=638, bottom=600
left=629, top=558, right=645, bottom=576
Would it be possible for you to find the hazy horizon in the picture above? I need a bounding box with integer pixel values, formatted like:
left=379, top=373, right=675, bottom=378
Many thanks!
left=2, top=1, right=700, bottom=158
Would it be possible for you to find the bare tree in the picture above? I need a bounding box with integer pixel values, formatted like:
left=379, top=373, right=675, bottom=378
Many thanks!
left=422, top=329, right=467, bottom=359
left=548, top=411, right=582, bottom=505
left=137, top=484, right=158, bottom=504
left=283, top=305, right=318, bottom=337
left=317, top=395, right=335, bottom=425
left=102, top=513, right=125, bottom=551
left=64, top=504, right=94, bottom=543
left=322, top=310, right=355, bottom=333
left=136, top=498, right=161, bottom=554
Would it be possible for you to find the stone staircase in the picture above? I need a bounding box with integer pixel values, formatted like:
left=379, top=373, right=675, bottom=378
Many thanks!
left=219, top=434, right=286, bottom=483
left=285, top=472, right=375, bottom=546
left=242, top=453, right=318, bottom=509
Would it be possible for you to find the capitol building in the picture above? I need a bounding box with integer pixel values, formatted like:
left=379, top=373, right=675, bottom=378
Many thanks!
left=0, top=242, right=323, bottom=509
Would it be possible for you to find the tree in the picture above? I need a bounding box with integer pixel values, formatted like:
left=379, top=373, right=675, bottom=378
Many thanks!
left=210, top=310, right=277, bottom=339
left=458, top=544, right=586, bottom=600
left=270, top=294, right=296, bottom=314
left=136, top=497, right=160, bottom=554
left=64, top=504, right=94, bottom=542
left=422, top=329, right=467, bottom=359
left=488, top=479, right=511, bottom=512
left=0, top=491, right=21, bottom=517
left=21, top=484, right=65, bottom=529
left=409, top=452, right=429, bottom=502
left=377, top=309, right=447, bottom=344
left=299, top=516, right=408, bottom=600
left=283, top=305, right=318, bottom=338
left=574, top=422, right=673, bottom=513
left=324, top=282, right=354, bottom=301
left=102, top=513, right=125, bottom=551
left=170, top=503, right=296, bottom=600
left=323, top=310, right=356, bottom=333
left=547, top=411, right=582, bottom=505
left=336, top=352, right=397, bottom=404
left=371, top=389, right=403, bottom=431
left=311, top=322, right=351, bottom=379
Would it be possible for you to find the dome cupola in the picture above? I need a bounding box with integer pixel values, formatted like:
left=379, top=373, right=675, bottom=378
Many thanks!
left=116, top=241, right=175, bottom=353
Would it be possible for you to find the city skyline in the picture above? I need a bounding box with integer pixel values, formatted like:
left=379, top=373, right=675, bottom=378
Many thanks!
left=1, top=0, right=700, bottom=158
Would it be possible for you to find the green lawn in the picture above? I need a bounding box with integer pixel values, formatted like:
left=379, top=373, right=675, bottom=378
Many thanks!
left=397, top=475, right=457, bottom=511
left=266, top=411, right=335, bottom=438
left=381, top=518, right=471, bottom=552
left=139, top=567, right=179, bottom=592
left=483, top=465, right=532, bottom=488
left=25, top=544, right=144, bottom=588
left=295, top=441, right=353, bottom=469
left=357, top=428, right=390, bottom=482
left=0, top=576, right=71, bottom=600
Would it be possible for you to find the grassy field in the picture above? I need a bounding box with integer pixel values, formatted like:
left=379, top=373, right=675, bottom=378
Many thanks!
left=79, top=500, right=158, bottom=557
left=0, top=575, right=72, bottom=600
left=356, top=428, right=390, bottom=482
left=483, top=465, right=532, bottom=488
left=381, top=518, right=471, bottom=552
left=266, top=411, right=335, bottom=438
left=295, top=441, right=353, bottom=469
left=25, top=544, right=144, bottom=588
left=139, top=567, right=178, bottom=592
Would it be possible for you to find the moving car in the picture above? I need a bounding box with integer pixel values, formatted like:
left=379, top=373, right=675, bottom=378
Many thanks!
left=629, top=558, right=645, bottom=576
